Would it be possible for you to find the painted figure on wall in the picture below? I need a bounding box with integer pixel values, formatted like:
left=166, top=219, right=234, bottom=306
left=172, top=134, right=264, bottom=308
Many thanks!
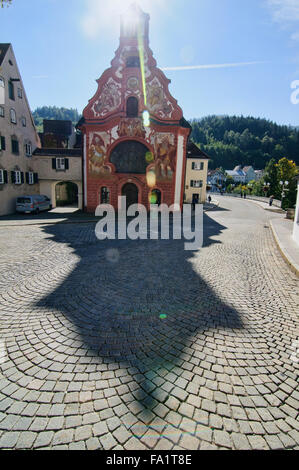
left=118, top=118, right=146, bottom=139
left=147, top=79, right=173, bottom=118
left=92, top=79, right=121, bottom=117
left=151, top=134, right=176, bottom=181
left=89, top=133, right=111, bottom=176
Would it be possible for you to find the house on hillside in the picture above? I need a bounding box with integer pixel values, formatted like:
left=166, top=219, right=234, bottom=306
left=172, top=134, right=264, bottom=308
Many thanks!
left=207, top=169, right=226, bottom=192
left=243, top=166, right=256, bottom=183
left=226, top=166, right=246, bottom=184
left=0, top=43, right=40, bottom=216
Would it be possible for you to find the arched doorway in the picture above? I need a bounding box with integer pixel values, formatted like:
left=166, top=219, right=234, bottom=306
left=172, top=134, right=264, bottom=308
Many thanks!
left=55, top=182, right=78, bottom=207
left=122, top=183, right=138, bottom=210
left=150, top=189, right=162, bottom=205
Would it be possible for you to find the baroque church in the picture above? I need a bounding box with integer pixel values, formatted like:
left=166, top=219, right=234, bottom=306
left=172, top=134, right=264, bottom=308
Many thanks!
left=79, top=4, right=191, bottom=212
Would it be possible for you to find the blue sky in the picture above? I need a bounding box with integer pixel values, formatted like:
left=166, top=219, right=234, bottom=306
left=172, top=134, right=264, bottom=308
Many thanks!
left=1, top=0, right=299, bottom=125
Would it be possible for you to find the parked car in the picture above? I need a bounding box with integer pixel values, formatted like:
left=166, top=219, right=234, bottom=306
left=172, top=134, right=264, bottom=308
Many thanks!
left=16, top=195, right=52, bottom=214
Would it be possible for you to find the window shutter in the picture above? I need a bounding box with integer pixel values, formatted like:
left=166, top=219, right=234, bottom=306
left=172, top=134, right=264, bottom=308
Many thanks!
left=4, top=170, right=8, bottom=184
left=0, top=136, right=5, bottom=150
left=65, top=158, right=69, bottom=170
left=25, top=172, right=29, bottom=184
left=11, top=171, right=15, bottom=184
left=52, top=158, right=56, bottom=169
left=192, top=162, right=195, bottom=170
left=34, top=173, right=38, bottom=184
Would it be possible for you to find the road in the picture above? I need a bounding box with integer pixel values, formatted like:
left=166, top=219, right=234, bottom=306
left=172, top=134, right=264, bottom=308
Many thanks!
left=0, top=197, right=298, bottom=450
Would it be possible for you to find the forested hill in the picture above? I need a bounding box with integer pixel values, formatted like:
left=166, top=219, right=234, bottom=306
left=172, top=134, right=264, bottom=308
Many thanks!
left=190, top=115, right=299, bottom=170
left=32, top=106, right=81, bottom=132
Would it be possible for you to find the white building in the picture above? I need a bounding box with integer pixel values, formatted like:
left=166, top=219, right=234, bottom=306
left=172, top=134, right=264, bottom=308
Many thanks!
left=0, top=43, right=40, bottom=215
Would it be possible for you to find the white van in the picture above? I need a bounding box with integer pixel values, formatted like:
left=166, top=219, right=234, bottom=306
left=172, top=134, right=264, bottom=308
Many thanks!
left=16, top=195, right=52, bottom=214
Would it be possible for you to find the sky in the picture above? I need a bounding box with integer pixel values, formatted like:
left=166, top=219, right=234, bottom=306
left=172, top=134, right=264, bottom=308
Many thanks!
left=1, top=0, right=299, bottom=126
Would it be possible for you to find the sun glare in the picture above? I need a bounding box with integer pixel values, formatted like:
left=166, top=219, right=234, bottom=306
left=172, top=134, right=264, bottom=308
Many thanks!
left=82, top=0, right=165, bottom=39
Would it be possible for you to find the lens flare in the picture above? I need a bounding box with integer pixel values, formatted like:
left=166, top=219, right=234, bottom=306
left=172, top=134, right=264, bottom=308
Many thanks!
left=149, top=193, right=157, bottom=204
left=145, top=151, right=154, bottom=163
left=146, top=170, right=156, bottom=188
left=138, top=22, right=147, bottom=106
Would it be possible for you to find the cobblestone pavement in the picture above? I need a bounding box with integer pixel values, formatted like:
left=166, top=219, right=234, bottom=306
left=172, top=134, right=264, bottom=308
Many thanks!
left=0, top=198, right=298, bottom=450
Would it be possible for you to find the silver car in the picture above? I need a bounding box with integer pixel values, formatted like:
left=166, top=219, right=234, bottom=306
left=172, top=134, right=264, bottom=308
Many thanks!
left=16, top=195, right=52, bottom=214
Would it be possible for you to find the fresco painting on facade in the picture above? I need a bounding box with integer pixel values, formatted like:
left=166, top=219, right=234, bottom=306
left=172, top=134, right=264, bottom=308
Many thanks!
left=149, top=133, right=176, bottom=182
left=147, top=78, right=173, bottom=118
left=117, top=118, right=146, bottom=138
left=91, top=78, right=121, bottom=117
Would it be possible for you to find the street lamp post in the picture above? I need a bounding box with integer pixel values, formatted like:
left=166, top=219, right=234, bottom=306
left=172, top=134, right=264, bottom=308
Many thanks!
left=263, top=182, right=270, bottom=196
left=280, top=180, right=289, bottom=208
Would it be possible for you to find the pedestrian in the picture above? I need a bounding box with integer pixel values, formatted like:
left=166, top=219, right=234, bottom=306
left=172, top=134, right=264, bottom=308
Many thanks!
left=244, top=193, right=246, bottom=199
left=269, top=195, right=274, bottom=207
left=208, top=195, right=212, bottom=204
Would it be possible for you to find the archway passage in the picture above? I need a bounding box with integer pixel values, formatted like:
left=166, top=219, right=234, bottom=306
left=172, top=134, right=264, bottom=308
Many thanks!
left=55, top=182, right=78, bottom=207
left=150, top=189, right=161, bottom=205
left=122, top=183, right=139, bottom=210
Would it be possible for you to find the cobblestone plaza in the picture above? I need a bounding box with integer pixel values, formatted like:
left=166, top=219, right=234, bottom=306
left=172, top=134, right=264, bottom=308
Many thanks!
left=0, top=198, right=298, bottom=450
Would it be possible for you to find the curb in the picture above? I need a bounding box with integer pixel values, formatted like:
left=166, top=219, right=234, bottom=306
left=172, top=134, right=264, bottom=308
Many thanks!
left=270, top=220, right=299, bottom=277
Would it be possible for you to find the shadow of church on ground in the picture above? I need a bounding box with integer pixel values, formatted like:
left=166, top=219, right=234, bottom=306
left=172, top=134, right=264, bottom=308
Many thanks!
left=37, top=212, right=243, bottom=413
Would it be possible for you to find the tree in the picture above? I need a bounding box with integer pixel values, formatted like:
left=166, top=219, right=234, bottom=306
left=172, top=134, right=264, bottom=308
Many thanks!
left=264, top=158, right=280, bottom=199
left=275, top=158, right=298, bottom=209
left=0, top=0, right=12, bottom=7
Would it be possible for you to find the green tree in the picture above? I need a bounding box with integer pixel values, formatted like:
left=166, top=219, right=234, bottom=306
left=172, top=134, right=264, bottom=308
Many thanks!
left=276, top=158, right=298, bottom=209
left=0, top=0, right=12, bottom=7
left=264, top=158, right=280, bottom=199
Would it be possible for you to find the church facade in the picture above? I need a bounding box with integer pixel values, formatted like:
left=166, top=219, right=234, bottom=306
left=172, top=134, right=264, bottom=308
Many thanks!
left=79, top=5, right=191, bottom=212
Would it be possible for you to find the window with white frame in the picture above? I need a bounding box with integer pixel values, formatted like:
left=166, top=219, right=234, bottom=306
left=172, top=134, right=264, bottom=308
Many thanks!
left=56, top=158, right=65, bottom=170
left=25, top=142, right=32, bottom=156
left=0, top=169, right=4, bottom=184
left=192, top=162, right=204, bottom=171
left=18, top=88, right=23, bottom=99
left=10, top=108, right=17, bottom=124
left=15, top=171, right=21, bottom=184
left=28, top=172, right=34, bottom=185
left=190, top=180, right=203, bottom=188
left=0, top=106, right=4, bottom=118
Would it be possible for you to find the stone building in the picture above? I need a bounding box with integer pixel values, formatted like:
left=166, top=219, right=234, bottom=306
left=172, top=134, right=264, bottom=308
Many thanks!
left=0, top=43, right=40, bottom=216
left=184, top=142, right=209, bottom=203
left=79, top=5, right=191, bottom=212
left=33, top=120, right=83, bottom=209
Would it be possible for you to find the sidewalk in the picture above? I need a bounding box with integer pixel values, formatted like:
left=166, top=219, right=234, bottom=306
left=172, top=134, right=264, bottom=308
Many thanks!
left=246, top=199, right=285, bottom=214
left=270, top=218, right=299, bottom=277
left=232, top=196, right=298, bottom=275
